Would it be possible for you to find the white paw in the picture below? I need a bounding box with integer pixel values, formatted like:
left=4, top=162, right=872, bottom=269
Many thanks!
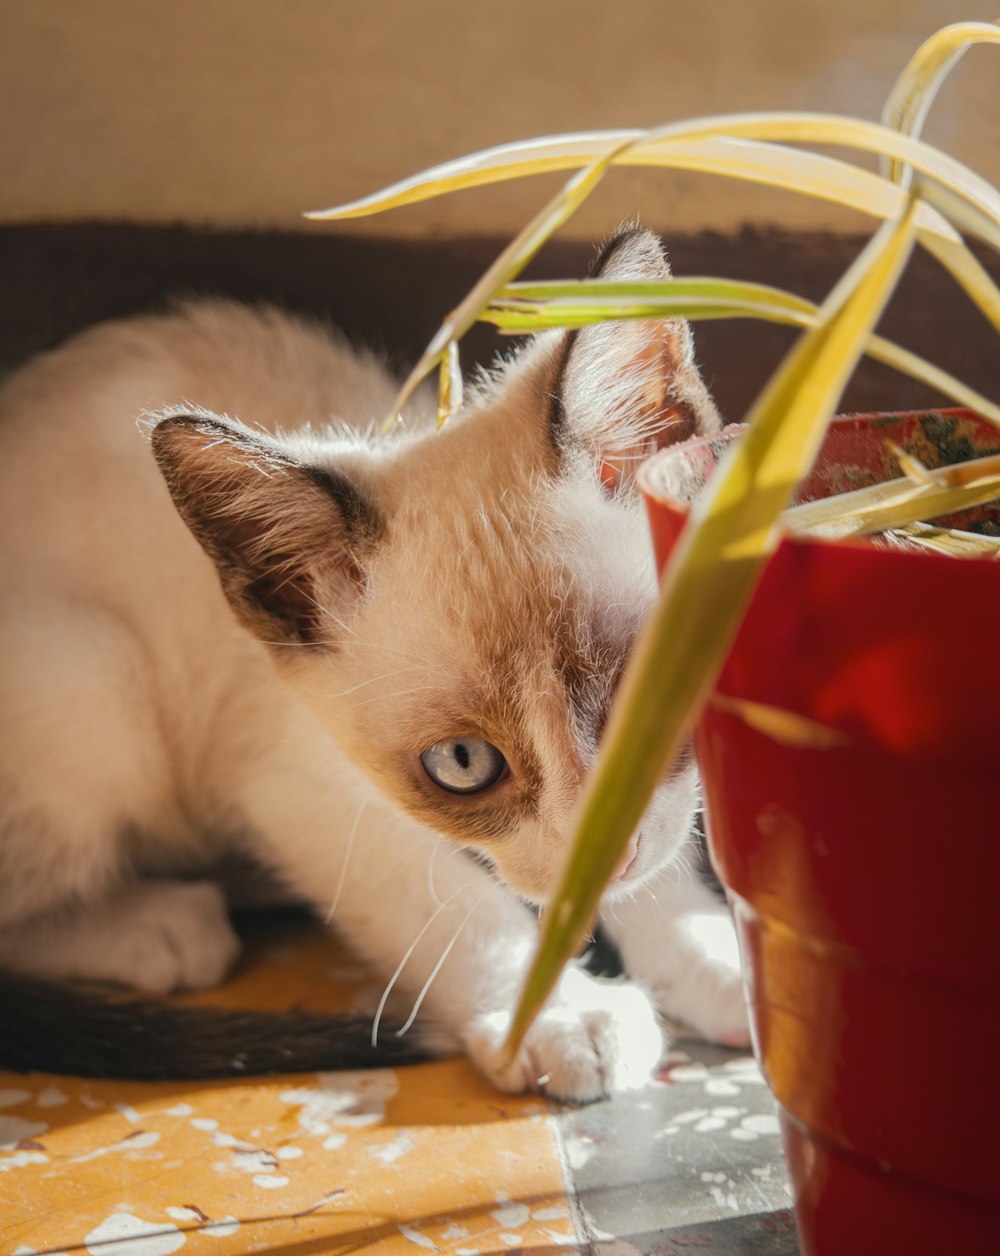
left=464, top=967, right=664, bottom=1103
left=96, top=881, right=241, bottom=993
left=650, top=911, right=751, bottom=1047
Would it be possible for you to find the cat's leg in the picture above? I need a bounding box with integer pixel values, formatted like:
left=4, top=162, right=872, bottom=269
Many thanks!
left=0, top=604, right=240, bottom=991
left=600, top=856, right=751, bottom=1047
left=229, top=714, right=664, bottom=1101
left=0, top=880, right=239, bottom=993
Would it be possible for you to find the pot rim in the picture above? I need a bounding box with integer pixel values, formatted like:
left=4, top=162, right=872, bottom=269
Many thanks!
left=638, top=407, right=1000, bottom=569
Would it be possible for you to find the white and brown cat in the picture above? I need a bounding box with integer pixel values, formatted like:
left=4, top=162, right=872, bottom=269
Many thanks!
left=0, top=228, right=748, bottom=1099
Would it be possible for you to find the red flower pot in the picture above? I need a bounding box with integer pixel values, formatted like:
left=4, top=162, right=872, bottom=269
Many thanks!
left=640, top=410, right=1000, bottom=1256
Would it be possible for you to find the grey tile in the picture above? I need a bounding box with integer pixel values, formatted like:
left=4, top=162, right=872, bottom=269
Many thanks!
left=555, top=1042, right=799, bottom=1254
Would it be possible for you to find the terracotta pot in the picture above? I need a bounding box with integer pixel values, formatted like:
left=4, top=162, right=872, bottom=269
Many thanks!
left=639, top=410, right=1000, bottom=1256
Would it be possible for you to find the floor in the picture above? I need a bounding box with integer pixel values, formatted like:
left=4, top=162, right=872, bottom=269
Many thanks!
left=0, top=915, right=798, bottom=1255
left=0, top=223, right=830, bottom=1254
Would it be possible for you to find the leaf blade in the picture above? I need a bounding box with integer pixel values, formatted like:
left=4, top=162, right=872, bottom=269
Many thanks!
left=505, top=199, right=921, bottom=1055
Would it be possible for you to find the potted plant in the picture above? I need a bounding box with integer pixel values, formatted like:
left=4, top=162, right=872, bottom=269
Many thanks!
left=311, top=20, right=1000, bottom=1254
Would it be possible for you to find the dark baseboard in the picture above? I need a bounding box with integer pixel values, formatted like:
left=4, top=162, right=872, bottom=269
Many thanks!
left=1, top=221, right=996, bottom=423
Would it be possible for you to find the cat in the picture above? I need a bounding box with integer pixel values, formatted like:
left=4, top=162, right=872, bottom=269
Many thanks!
left=0, top=226, right=748, bottom=1100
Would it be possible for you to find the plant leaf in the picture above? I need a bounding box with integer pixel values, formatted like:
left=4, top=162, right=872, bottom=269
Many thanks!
left=786, top=452, right=1000, bottom=539
left=309, top=113, right=1000, bottom=242
left=481, top=278, right=1000, bottom=427
left=504, top=199, right=921, bottom=1058
left=384, top=147, right=624, bottom=419
left=881, top=20, right=1000, bottom=186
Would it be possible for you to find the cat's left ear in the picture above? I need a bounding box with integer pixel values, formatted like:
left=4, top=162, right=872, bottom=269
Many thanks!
left=555, top=226, right=722, bottom=489
left=151, top=414, right=380, bottom=647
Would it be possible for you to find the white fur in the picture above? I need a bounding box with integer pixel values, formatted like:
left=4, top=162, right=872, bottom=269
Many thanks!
left=0, top=267, right=747, bottom=1100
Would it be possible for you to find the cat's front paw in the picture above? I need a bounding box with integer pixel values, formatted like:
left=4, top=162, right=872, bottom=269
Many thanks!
left=649, top=912, right=751, bottom=1047
left=107, top=881, right=241, bottom=993
left=464, top=967, right=664, bottom=1103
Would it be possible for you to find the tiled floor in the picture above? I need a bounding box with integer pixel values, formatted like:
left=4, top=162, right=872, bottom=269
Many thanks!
left=0, top=916, right=796, bottom=1255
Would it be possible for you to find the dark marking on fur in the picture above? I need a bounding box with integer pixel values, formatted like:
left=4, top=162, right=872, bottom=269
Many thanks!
left=152, top=414, right=383, bottom=647
left=0, top=970, right=437, bottom=1080
left=308, top=464, right=383, bottom=547
left=550, top=224, right=659, bottom=461
left=588, top=224, right=650, bottom=279
left=548, top=328, right=578, bottom=454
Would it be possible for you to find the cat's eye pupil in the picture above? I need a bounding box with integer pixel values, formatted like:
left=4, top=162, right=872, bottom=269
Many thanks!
left=420, top=738, right=506, bottom=795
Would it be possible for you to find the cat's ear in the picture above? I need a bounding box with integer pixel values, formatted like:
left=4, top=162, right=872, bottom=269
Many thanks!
left=151, top=414, right=380, bottom=646
left=555, top=226, right=722, bottom=489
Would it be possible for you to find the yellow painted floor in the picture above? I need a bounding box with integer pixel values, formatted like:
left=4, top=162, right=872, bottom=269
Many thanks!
left=0, top=917, right=577, bottom=1255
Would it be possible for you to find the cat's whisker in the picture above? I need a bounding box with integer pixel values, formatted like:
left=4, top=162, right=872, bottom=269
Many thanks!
left=325, top=800, right=367, bottom=923
left=331, top=665, right=427, bottom=699
left=395, top=891, right=488, bottom=1039
left=342, top=683, right=446, bottom=712
left=372, top=828, right=442, bottom=893
left=370, top=885, right=465, bottom=1047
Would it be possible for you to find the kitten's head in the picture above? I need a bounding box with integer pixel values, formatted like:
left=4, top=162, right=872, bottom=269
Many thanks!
left=152, top=228, right=721, bottom=903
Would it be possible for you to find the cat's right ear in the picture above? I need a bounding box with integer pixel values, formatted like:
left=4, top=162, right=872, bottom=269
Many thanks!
left=551, top=226, right=722, bottom=491
left=151, top=413, right=381, bottom=647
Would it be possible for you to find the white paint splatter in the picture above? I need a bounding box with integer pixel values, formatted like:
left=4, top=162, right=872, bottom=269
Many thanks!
left=543, top=1230, right=579, bottom=1247
left=491, top=1202, right=530, bottom=1229
left=708, top=1184, right=740, bottom=1212
left=164, top=1209, right=239, bottom=1237
left=441, top=1223, right=469, bottom=1239
left=37, top=1087, right=69, bottom=1108
left=252, top=1174, right=289, bottom=1189
left=280, top=1070, right=398, bottom=1135
left=704, top=1078, right=741, bottom=1096
left=751, top=1163, right=774, bottom=1179
left=79, top=1091, right=106, bottom=1109
left=115, top=1103, right=140, bottom=1124
left=202, top=1217, right=240, bottom=1237
left=230, top=1148, right=279, bottom=1175
left=12, top=1245, right=39, bottom=1254
left=456, top=1249, right=481, bottom=1256
left=721, top=1058, right=766, bottom=1082
left=694, top=1116, right=727, bottom=1132
left=499, top=1235, right=523, bottom=1247
left=190, top=1117, right=219, bottom=1132
left=212, top=1131, right=253, bottom=1150
left=532, top=1206, right=570, bottom=1222
left=669, top=1063, right=710, bottom=1082
left=0, top=1089, right=31, bottom=1108
left=322, top=1132, right=347, bottom=1151
left=729, top=1127, right=758, bottom=1141
left=741, top=1113, right=780, bottom=1135
left=398, top=1223, right=437, bottom=1249
left=71, top=1131, right=160, bottom=1163
left=0, top=1115, right=48, bottom=1148
left=165, top=1104, right=194, bottom=1117
left=701, top=1170, right=727, bottom=1182
left=277, top=1145, right=304, bottom=1160
left=563, top=1132, right=597, bottom=1169
left=0, top=1150, right=48, bottom=1172
left=672, top=1108, right=710, bottom=1125
left=369, top=1132, right=413, bottom=1164
left=710, top=1106, right=742, bottom=1119
left=84, top=1212, right=185, bottom=1255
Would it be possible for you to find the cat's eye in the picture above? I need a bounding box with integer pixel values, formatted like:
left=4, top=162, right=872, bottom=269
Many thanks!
left=420, top=738, right=507, bottom=795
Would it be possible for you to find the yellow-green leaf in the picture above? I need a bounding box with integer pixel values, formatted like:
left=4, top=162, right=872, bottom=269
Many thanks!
left=481, top=277, right=1000, bottom=426
left=504, top=199, right=921, bottom=1058
left=385, top=147, right=623, bottom=420
left=881, top=20, right=1000, bottom=186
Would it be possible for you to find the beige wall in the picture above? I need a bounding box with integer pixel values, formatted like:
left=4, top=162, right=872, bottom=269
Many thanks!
left=1, top=0, right=997, bottom=239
